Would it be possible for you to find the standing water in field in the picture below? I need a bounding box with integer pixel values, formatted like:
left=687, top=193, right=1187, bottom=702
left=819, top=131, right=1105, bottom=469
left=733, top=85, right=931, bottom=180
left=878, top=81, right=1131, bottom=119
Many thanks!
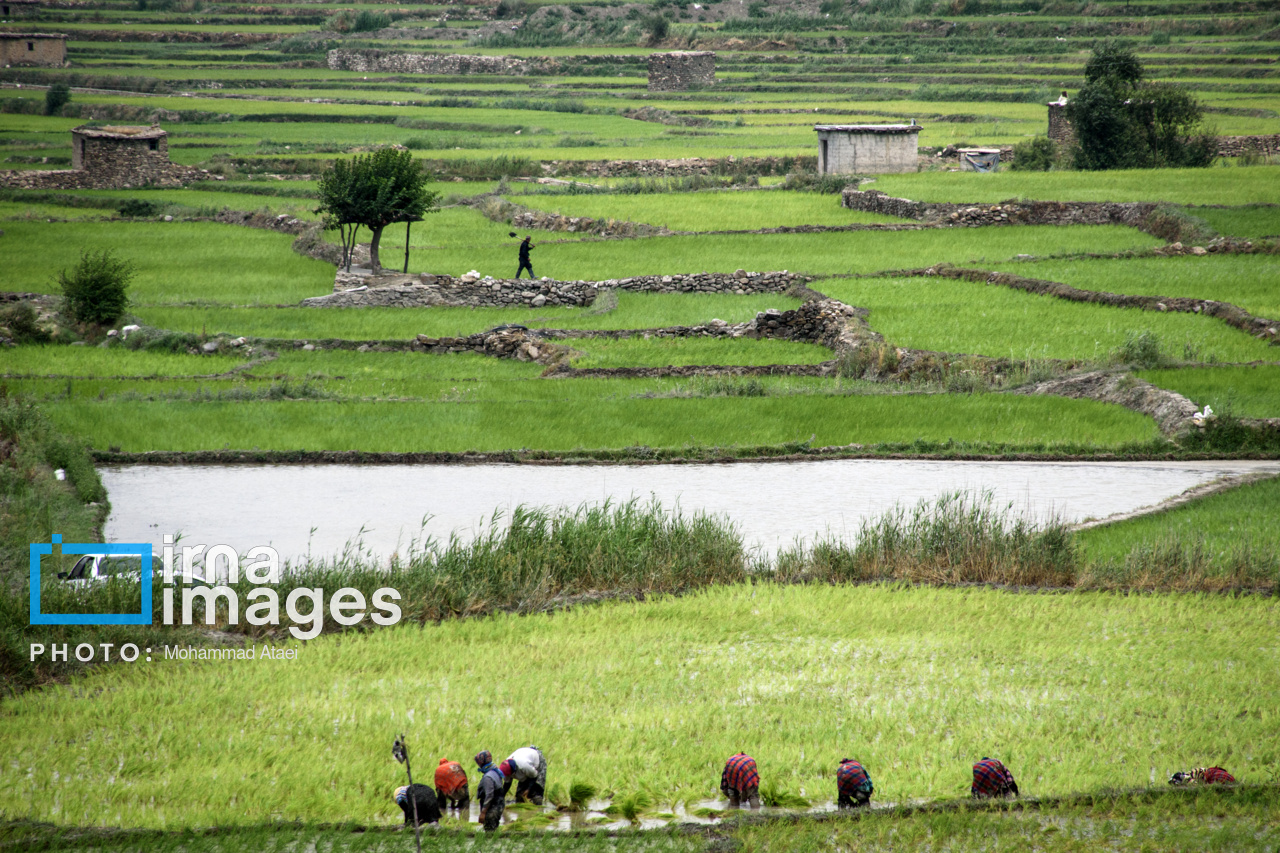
left=99, top=459, right=1280, bottom=563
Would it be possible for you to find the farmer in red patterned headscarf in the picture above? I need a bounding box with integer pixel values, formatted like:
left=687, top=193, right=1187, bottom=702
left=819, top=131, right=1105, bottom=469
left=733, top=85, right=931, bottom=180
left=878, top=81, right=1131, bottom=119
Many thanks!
left=720, top=753, right=761, bottom=809
left=971, top=757, right=1019, bottom=798
left=1169, top=766, right=1236, bottom=785
left=836, top=758, right=874, bottom=808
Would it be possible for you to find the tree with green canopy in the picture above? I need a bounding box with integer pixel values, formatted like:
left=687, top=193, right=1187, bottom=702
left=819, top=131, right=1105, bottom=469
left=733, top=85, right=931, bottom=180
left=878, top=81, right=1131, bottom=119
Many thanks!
left=1067, top=41, right=1214, bottom=170
left=317, top=148, right=439, bottom=272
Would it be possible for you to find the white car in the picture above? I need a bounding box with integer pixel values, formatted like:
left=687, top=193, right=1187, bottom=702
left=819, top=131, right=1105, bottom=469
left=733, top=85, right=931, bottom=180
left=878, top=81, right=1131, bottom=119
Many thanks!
left=58, top=554, right=207, bottom=587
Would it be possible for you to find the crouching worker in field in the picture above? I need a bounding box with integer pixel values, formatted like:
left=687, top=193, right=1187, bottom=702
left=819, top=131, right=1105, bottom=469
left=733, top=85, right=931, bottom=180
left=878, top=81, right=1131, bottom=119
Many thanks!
left=1170, top=767, right=1236, bottom=785
left=971, top=757, right=1019, bottom=799
left=836, top=758, right=874, bottom=808
left=721, top=753, right=761, bottom=809
left=434, top=758, right=470, bottom=811
left=394, top=784, right=441, bottom=827
left=500, top=745, right=548, bottom=805
left=475, top=754, right=506, bottom=832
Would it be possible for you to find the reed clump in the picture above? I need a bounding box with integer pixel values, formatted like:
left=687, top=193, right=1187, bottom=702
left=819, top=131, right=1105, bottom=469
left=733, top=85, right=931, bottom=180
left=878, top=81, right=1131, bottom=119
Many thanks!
left=775, top=490, right=1079, bottom=588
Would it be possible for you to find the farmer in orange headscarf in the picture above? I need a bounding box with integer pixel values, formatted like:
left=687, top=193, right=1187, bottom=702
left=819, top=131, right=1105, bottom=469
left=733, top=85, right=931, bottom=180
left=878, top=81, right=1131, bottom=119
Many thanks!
left=434, top=757, right=469, bottom=811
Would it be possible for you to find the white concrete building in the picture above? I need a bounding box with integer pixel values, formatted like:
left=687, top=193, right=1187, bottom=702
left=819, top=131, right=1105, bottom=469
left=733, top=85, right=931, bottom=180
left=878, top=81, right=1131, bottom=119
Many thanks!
left=814, top=124, right=922, bottom=174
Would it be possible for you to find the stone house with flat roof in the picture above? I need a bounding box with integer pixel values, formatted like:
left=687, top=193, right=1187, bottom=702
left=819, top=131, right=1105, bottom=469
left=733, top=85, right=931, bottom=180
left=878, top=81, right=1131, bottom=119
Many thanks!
left=0, top=32, right=66, bottom=66
left=1, top=124, right=207, bottom=189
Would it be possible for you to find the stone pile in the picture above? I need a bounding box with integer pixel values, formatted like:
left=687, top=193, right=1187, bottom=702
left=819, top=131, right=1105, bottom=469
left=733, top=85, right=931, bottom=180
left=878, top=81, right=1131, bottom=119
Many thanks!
left=412, top=327, right=568, bottom=364
left=309, top=273, right=598, bottom=309
left=307, top=270, right=810, bottom=308
left=327, top=49, right=534, bottom=74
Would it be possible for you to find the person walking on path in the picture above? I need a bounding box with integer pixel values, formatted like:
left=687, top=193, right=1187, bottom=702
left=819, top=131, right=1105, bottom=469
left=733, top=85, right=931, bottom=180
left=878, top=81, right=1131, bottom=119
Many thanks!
left=434, top=758, right=469, bottom=811
left=475, top=751, right=506, bottom=832
left=971, top=757, right=1019, bottom=798
left=720, top=753, right=761, bottom=809
left=836, top=758, right=874, bottom=808
left=499, top=745, right=548, bottom=805
left=516, top=236, right=535, bottom=279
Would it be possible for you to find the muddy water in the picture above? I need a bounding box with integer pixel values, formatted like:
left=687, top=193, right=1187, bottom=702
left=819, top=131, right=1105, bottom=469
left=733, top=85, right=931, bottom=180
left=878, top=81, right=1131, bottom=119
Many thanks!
left=99, top=459, right=1280, bottom=563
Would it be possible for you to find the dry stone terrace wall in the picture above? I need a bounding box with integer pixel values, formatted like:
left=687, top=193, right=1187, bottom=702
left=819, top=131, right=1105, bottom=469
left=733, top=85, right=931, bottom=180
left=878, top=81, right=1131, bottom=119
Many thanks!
left=305, top=269, right=811, bottom=309
left=326, top=49, right=535, bottom=75
left=841, top=189, right=1157, bottom=228
left=647, top=51, right=716, bottom=92
left=1216, top=135, right=1280, bottom=156
left=0, top=162, right=207, bottom=189
left=545, top=156, right=815, bottom=178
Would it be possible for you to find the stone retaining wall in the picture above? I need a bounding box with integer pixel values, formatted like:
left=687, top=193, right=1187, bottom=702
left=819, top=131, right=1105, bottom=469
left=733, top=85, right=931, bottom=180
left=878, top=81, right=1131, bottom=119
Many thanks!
left=841, top=189, right=1156, bottom=228
left=509, top=208, right=670, bottom=238
left=647, top=51, right=715, bottom=92
left=0, top=162, right=207, bottom=189
left=544, top=156, right=816, bottom=178
left=327, top=49, right=533, bottom=75
left=306, top=269, right=810, bottom=308
left=1215, top=134, right=1280, bottom=157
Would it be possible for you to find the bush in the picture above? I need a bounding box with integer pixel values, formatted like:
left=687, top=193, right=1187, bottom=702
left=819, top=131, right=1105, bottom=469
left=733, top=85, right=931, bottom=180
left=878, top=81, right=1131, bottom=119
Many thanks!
left=1110, top=330, right=1163, bottom=368
left=43, top=83, right=70, bottom=117
left=1010, top=136, right=1059, bottom=171
left=0, top=302, right=51, bottom=344
left=116, top=198, right=159, bottom=218
left=56, top=249, right=133, bottom=326
left=644, top=13, right=669, bottom=43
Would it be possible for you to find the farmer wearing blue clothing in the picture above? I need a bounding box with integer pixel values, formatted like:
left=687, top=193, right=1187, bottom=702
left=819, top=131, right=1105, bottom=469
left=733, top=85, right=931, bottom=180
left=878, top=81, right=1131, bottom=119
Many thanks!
left=475, top=749, right=506, bottom=832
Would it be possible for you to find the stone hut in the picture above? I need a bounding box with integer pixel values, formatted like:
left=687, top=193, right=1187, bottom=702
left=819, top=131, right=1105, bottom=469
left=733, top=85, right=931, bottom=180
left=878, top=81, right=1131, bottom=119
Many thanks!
left=0, top=32, right=67, bottom=67
left=1, top=123, right=206, bottom=188
left=1, top=0, right=42, bottom=19
left=1047, top=102, right=1074, bottom=145
left=814, top=124, right=922, bottom=175
left=647, top=51, right=715, bottom=92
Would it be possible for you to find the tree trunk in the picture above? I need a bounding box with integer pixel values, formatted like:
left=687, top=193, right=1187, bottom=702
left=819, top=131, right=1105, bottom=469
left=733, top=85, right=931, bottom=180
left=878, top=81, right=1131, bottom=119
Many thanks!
left=369, top=225, right=384, bottom=272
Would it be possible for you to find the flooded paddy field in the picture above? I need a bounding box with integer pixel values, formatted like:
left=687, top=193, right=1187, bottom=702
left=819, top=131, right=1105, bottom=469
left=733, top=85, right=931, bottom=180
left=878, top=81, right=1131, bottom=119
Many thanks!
left=100, top=459, right=1280, bottom=562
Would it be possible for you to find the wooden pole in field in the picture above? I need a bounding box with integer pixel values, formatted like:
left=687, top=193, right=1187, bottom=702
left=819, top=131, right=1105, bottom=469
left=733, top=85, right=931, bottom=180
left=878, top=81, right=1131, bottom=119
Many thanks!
left=393, top=734, right=422, bottom=853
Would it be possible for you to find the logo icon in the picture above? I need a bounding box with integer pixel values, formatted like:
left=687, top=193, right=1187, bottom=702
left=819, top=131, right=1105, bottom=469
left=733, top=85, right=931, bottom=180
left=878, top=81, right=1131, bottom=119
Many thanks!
left=30, top=535, right=153, bottom=625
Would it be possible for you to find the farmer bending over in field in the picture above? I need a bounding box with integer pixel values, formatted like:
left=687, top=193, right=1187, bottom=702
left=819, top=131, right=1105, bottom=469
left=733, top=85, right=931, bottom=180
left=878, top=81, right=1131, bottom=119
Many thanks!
left=836, top=758, right=874, bottom=808
left=500, top=745, right=548, bottom=805
left=720, top=753, right=761, bottom=809
left=394, top=783, right=441, bottom=827
left=434, top=757, right=469, bottom=811
left=971, top=757, right=1019, bottom=799
left=516, top=235, right=535, bottom=279
left=1169, top=766, right=1236, bottom=785
left=476, top=755, right=506, bottom=832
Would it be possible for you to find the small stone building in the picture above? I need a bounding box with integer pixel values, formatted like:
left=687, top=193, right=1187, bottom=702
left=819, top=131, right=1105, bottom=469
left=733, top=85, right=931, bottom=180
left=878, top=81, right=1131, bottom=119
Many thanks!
left=814, top=124, right=922, bottom=175
left=1047, top=102, right=1074, bottom=145
left=0, top=32, right=67, bottom=67
left=647, top=51, right=715, bottom=92
left=1, top=0, right=42, bottom=19
left=1, top=123, right=206, bottom=189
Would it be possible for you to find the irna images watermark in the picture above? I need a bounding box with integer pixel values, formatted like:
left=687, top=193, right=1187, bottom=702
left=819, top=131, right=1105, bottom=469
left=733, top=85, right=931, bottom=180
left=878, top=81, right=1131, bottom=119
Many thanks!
left=31, top=534, right=403, bottom=638
left=29, top=642, right=299, bottom=663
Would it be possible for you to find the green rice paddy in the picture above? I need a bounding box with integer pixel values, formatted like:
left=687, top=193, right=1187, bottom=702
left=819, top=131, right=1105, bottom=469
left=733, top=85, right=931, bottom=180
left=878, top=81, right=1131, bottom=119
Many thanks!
left=2, top=585, right=1275, bottom=826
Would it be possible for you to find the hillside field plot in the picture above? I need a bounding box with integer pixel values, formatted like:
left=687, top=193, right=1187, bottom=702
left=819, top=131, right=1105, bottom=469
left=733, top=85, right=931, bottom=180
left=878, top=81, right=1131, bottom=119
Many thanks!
left=2, top=585, right=1275, bottom=827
